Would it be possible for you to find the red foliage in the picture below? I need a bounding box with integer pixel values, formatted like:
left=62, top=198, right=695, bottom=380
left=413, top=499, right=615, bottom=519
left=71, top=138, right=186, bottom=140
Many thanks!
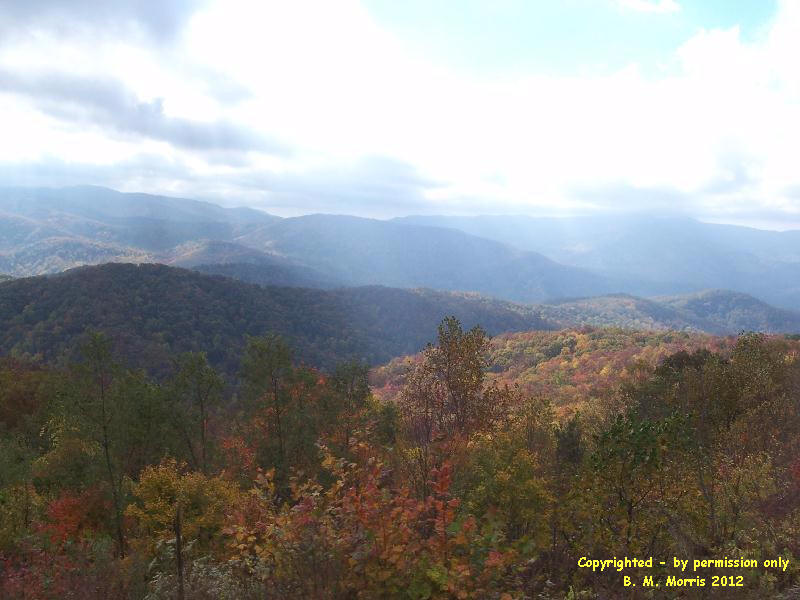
left=220, top=435, right=256, bottom=479
left=0, top=541, right=130, bottom=600
left=38, top=487, right=110, bottom=543
left=791, top=459, right=800, bottom=485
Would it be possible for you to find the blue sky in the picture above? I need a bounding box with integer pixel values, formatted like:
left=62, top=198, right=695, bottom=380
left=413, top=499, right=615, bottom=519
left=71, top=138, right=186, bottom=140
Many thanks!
left=0, top=0, right=798, bottom=229
left=365, top=0, right=777, bottom=76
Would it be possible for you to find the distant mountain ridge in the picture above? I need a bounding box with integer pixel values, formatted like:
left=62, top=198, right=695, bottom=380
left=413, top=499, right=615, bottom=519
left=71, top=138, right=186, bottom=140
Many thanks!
left=394, top=214, right=800, bottom=309
left=539, top=290, right=800, bottom=334
left=0, top=263, right=796, bottom=383
left=0, top=185, right=282, bottom=275
left=232, top=213, right=625, bottom=302
left=657, top=289, right=800, bottom=333
left=3, top=186, right=800, bottom=309
left=0, top=186, right=627, bottom=303
left=181, top=261, right=800, bottom=336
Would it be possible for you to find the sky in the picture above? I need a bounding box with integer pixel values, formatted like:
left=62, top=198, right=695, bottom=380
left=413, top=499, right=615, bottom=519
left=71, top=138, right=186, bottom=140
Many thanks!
left=0, top=0, right=798, bottom=228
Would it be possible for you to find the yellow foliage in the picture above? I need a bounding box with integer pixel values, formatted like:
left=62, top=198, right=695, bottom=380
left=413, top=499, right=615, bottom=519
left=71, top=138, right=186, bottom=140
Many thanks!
left=126, top=458, right=240, bottom=557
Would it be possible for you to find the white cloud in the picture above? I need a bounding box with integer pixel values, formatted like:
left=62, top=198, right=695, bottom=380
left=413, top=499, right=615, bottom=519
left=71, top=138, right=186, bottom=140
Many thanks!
left=616, top=0, right=681, bottom=14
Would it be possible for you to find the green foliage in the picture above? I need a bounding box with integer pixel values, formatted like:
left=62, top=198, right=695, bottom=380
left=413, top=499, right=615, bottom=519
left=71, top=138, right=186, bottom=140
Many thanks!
left=166, top=352, right=224, bottom=474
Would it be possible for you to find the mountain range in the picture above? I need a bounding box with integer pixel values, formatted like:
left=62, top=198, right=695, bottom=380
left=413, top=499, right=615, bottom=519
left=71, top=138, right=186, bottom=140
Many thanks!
left=1, top=185, right=799, bottom=330
left=395, top=214, right=800, bottom=309
left=0, top=186, right=621, bottom=302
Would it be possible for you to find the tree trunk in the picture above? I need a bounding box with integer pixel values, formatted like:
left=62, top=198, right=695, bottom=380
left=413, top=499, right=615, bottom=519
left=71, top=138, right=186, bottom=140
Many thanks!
left=174, top=504, right=185, bottom=600
left=98, top=368, right=125, bottom=559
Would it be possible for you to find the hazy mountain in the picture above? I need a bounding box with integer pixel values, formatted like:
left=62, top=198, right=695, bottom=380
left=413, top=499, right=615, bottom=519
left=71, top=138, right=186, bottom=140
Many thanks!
left=0, top=236, right=152, bottom=275
left=0, top=185, right=280, bottom=274
left=235, top=214, right=625, bottom=303
left=0, top=263, right=551, bottom=373
left=0, top=185, right=277, bottom=232
left=5, top=186, right=800, bottom=310
left=164, top=240, right=279, bottom=267
left=395, top=214, right=800, bottom=308
left=0, top=187, right=625, bottom=304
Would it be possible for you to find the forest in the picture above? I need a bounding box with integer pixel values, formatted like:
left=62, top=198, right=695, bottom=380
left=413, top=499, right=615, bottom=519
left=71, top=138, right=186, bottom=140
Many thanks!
left=6, top=0, right=800, bottom=597
left=1, top=317, right=799, bottom=599
left=0, top=263, right=549, bottom=374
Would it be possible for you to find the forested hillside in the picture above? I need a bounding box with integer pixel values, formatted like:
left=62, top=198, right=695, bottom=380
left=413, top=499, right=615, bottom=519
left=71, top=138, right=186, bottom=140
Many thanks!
left=537, top=294, right=710, bottom=331
left=186, top=267, right=800, bottom=337
left=2, top=319, right=799, bottom=598
left=191, top=261, right=338, bottom=289
left=0, top=263, right=550, bottom=373
left=538, top=290, right=800, bottom=334
left=657, top=289, right=800, bottom=333
left=371, top=327, right=733, bottom=410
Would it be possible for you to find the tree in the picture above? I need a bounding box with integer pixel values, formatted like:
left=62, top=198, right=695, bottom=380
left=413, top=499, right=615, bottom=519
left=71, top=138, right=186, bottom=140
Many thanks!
left=240, top=335, right=325, bottom=493
left=126, top=458, right=239, bottom=560
left=328, top=360, right=370, bottom=450
left=589, top=409, right=692, bottom=566
left=167, top=352, right=224, bottom=474
left=47, top=332, right=170, bottom=558
left=78, top=331, right=127, bottom=558
left=241, top=334, right=293, bottom=478
left=399, top=317, right=509, bottom=496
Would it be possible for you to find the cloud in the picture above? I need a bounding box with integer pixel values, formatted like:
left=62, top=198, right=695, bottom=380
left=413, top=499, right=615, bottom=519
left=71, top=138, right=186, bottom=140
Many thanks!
left=233, top=156, right=445, bottom=216
left=1, top=0, right=799, bottom=229
left=0, top=68, right=287, bottom=156
left=0, top=0, right=205, bottom=43
left=785, top=185, right=800, bottom=200
left=702, top=154, right=760, bottom=196
left=0, top=154, right=442, bottom=218
left=616, top=0, right=680, bottom=14
left=0, top=154, right=195, bottom=192
left=569, top=182, right=695, bottom=215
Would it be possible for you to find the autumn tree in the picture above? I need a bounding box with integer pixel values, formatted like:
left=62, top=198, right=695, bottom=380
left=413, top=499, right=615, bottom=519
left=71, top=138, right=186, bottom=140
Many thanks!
left=241, top=334, right=292, bottom=474
left=400, top=317, right=512, bottom=496
left=322, top=360, right=371, bottom=454
left=167, top=352, right=224, bottom=474
left=126, top=458, right=239, bottom=559
left=76, top=332, right=127, bottom=558
left=45, top=332, right=171, bottom=558
left=240, top=334, right=330, bottom=492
